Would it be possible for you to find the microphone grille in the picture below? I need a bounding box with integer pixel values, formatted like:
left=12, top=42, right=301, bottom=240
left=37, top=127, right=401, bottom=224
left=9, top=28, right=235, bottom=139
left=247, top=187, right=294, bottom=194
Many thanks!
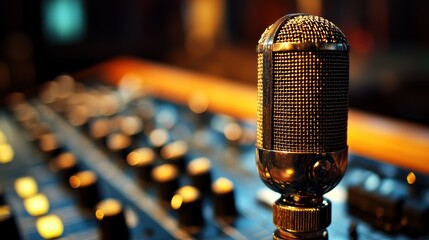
left=257, top=14, right=349, bottom=153
left=276, top=15, right=347, bottom=44
left=272, top=51, right=348, bottom=153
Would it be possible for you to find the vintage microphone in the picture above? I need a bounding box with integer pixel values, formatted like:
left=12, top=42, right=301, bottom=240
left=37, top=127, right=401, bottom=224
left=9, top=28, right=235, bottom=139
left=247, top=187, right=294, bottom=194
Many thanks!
left=256, top=13, right=349, bottom=239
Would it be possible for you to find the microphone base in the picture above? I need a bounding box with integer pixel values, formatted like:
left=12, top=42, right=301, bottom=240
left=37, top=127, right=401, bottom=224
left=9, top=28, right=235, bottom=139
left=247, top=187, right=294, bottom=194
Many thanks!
left=273, top=197, right=331, bottom=240
left=274, top=229, right=328, bottom=240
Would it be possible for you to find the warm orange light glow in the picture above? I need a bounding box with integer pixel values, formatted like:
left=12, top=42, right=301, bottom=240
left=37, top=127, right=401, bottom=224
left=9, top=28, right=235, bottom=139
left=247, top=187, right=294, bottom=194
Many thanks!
left=127, top=148, right=154, bottom=166
left=118, top=73, right=145, bottom=99
left=77, top=58, right=429, bottom=174
left=152, top=164, right=178, bottom=182
left=0, top=205, right=12, bottom=219
left=119, top=116, right=142, bottom=136
left=212, top=177, right=234, bottom=194
left=0, top=143, right=14, bottom=163
left=24, top=193, right=50, bottom=216
left=90, top=119, right=111, bottom=139
left=188, top=92, right=209, bottom=114
left=95, top=198, right=122, bottom=220
left=15, top=177, right=38, bottom=198
left=107, top=133, right=131, bottom=151
left=149, top=129, right=168, bottom=147
left=171, top=194, right=183, bottom=210
left=53, top=152, right=76, bottom=169
left=187, top=157, right=211, bottom=175
left=68, top=105, right=89, bottom=127
left=161, top=141, right=188, bottom=160
left=69, top=171, right=97, bottom=188
left=223, top=122, right=243, bottom=141
left=39, top=133, right=58, bottom=153
left=171, top=185, right=200, bottom=209
left=36, top=214, right=64, bottom=239
left=406, top=172, right=416, bottom=185
left=296, top=0, right=322, bottom=16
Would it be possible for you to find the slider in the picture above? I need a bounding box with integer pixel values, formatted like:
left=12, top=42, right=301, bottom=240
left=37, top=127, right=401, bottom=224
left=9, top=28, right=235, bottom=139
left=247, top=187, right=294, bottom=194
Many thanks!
left=95, top=198, right=129, bottom=240
left=160, top=140, right=188, bottom=170
left=127, top=147, right=155, bottom=184
left=212, top=177, right=237, bottom=221
left=187, top=157, right=212, bottom=194
left=171, top=186, right=204, bottom=231
left=151, top=164, right=179, bottom=206
left=69, top=171, right=101, bottom=209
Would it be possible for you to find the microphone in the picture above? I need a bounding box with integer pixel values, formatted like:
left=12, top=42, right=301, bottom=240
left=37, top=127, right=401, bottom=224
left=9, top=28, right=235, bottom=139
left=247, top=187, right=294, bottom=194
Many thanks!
left=256, top=14, right=349, bottom=239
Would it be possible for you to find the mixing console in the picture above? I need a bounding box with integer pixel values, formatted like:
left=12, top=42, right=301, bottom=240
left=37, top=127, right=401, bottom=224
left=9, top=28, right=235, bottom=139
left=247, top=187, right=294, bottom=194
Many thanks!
left=0, top=58, right=428, bottom=239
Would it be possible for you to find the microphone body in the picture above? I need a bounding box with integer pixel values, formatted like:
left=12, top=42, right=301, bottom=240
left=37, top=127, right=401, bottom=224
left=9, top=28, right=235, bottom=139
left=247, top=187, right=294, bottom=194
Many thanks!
left=256, top=14, right=349, bottom=239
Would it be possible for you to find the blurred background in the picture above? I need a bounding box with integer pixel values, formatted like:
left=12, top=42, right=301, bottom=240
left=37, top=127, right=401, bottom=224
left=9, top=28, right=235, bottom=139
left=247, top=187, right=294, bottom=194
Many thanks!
left=1, top=0, right=428, bottom=125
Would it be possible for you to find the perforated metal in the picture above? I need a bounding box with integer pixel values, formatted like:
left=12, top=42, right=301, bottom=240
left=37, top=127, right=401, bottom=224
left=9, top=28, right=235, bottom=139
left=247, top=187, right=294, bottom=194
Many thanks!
left=257, top=53, right=264, bottom=148
left=256, top=14, right=349, bottom=153
left=272, top=51, right=348, bottom=152
left=276, top=15, right=347, bottom=44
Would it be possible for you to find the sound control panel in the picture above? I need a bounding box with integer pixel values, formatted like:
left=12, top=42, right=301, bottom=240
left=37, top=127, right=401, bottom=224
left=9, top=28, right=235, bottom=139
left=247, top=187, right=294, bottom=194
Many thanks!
left=0, top=71, right=428, bottom=239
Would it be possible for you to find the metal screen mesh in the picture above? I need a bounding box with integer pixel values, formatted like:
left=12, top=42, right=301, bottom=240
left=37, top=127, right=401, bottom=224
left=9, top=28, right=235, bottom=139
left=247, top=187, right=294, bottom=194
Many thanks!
left=276, top=15, right=347, bottom=44
left=256, top=53, right=264, bottom=148
left=272, top=51, right=348, bottom=152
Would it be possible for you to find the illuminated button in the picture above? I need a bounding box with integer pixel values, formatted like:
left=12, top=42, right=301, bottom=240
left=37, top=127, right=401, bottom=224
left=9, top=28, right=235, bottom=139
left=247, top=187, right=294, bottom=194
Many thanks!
left=52, top=152, right=79, bottom=184
left=406, top=172, right=416, bottom=185
left=212, top=177, right=237, bottom=220
left=149, top=129, right=169, bottom=153
left=152, top=164, right=179, bottom=206
left=24, top=193, right=50, bottom=216
left=119, top=116, right=143, bottom=137
left=36, top=214, right=64, bottom=239
left=161, top=140, right=188, bottom=170
left=187, top=157, right=212, bottom=194
left=95, top=198, right=129, bottom=240
left=0, top=143, right=14, bottom=164
left=188, top=92, right=209, bottom=114
left=15, top=177, right=38, bottom=198
left=39, top=133, right=64, bottom=158
left=223, top=122, right=243, bottom=143
left=0, top=205, right=21, bottom=239
left=106, top=133, right=132, bottom=160
left=67, top=105, right=90, bottom=128
left=90, top=118, right=112, bottom=143
left=69, top=171, right=100, bottom=209
left=171, top=186, right=204, bottom=231
left=127, top=148, right=155, bottom=184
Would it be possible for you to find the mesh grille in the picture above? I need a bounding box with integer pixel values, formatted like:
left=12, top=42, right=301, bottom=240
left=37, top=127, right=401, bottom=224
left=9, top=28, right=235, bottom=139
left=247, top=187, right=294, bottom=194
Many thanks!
left=272, top=51, right=349, bottom=152
left=276, top=15, right=347, bottom=44
left=256, top=53, right=264, bottom=148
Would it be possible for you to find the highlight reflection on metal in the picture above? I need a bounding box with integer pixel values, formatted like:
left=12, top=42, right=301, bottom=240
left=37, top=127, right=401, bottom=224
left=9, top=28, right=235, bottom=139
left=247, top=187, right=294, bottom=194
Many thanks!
left=257, top=42, right=349, bottom=52
left=256, top=13, right=349, bottom=196
left=256, top=13, right=349, bottom=239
